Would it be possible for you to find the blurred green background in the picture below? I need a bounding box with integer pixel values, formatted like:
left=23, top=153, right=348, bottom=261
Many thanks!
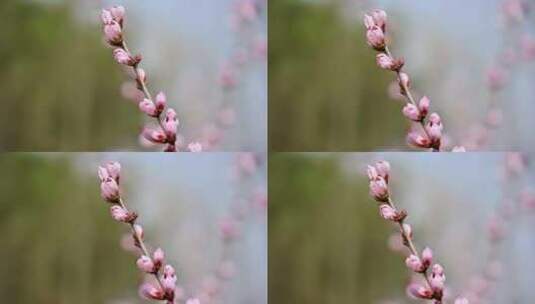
left=269, top=0, right=406, bottom=151
left=0, top=0, right=141, bottom=151
left=0, top=154, right=136, bottom=302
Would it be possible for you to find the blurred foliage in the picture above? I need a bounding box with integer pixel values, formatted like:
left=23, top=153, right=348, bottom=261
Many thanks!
left=0, top=154, right=138, bottom=303
left=269, top=0, right=407, bottom=151
left=0, top=0, right=140, bottom=150
left=269, top=154, right=406, bottom=303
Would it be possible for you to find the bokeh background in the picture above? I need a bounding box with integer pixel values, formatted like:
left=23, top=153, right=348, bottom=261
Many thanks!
left=0, top=0, right=266, bottom=151
left=0, top=153, right=267, bottom=303
left=269, top=0, right=535, bottom=151
left=269, top=152, right=535, bottom=303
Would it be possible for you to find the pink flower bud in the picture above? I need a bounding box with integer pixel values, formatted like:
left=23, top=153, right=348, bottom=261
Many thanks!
left=407, top=131, right=431, bottom=149
left=366, top=165, right=379, bottom=180
left=137, top=68, right=147, bottom=84
left=137, top=255, right=156, bottom=273
left=407, top=283, right=433, bottom=299
left=402, top=223, right=412, bottom=239
left=371, top=9, right=387, bottom=31
left=101, top=9, right=113, bottom=25
left=398, top=72, right=411, bottom=91
left=219, top=64, right=237, bottom=88
left=425, top=113, right=443, bottom=142
left=366, top=26, right=385, bottom=51
left=105, top=161, right=121, bottom=182
left=110, top=205, right=131, bottom=223
left=133, top=224, right=144, bottom=240
left=139, top=283, right=165, bottom=300
left=162, top=265, right=177, bottom=295
left=405, top=254, right=424, bottom=272
left=363, top=14, right=375, bottom=30
left=153, top=248, right=165, bottom=270
left=454, top=298, right=469, bottom=304
left=142, top=127, right=168, bottom=144
left=369, top=177, right=389, bottom=202
left=104, top=22, right=123, bottom=45
left=486, top=67, right=507, bottom=91
left=402, top=103, right=422, bottom=121
left=376, top=53, right=395, bottom=70
left=113, top=48, right=135, bottom=66
left=418, top=96, right=430, bottom=117
left=429, top=264, right=446, bottom=293
left=421, top=247, right=433, bottom=267
left=100, top=177, right=119, bottom=202
left=155, top=92, right=167, bottom=113
left=188, top=142, right=203, bottom=152
left=163, top=109, right=179, bottom=140
left=98, top=166, right=109, bottom=182
left=139, top=99, right=158, bottom=117
left=375, top=161, right=390, bottom=181
left=110, top=5, right=125, bottom=25
left=379, top=204, right=397, bottom=221
left=186, top=298, right=201, bottom=304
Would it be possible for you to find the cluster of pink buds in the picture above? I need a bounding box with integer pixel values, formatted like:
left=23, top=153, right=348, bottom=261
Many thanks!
left=366, top=161, right=468, bottom=303
left=97, top=162, right=199, bottom=304
left=364, top=10, right=461, bottom=152
left=100, top=6, right=202, bottom=152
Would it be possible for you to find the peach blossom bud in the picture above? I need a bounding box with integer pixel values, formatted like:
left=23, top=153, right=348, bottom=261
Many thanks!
left=101, top=9, right=113, bottom=25
left=110, top=5, right=125, bottom=25
left=110, top=205, right=131, bottom=223
left=425, top=113, right=443, bottom=142
left=188, top=142, right=203, bottom=152
left=407, top=283, right=433, bottom=299
left=429, top=264, right=446, bottom=293
left=418, top=96, right=430, bottom=117
left=369, top=177, right=389, bottom=202
left=371, top=9, right=387, bottom=31
left=142, top=127, right=167, bottom=144
left=104, top=22, right=123, bottom=45
left=363, top=14, right=375, bottom=30
left=405, top=254, right=424, bottom=272
left=98, top=166, right=109, bottom=182
left=105, top=162, right=121, bottom=181
left=153, top=248, right=165, bottom=270
left=139, top=99, right=158, bottom=117
left=133, top=224, right=144, bottom=240
left=113, top=48, right=134, bottom=66
left=366, top=165, right=379, bottom=180
left=237, top=0, right=258, bottom=22
left=162, top=265, right=177, bottom=295
left=137, top=255, right=155, bottom=273
left=379, top=204, right=397, bottom=221
left=139, top=283, right=165, bottom=300
left=100, top=178, right=119, bottom=202
left=421, top=247, right=433, bottom=267
left=219, top=218, right=239, bottom=241
left=376, top=53, right=395, bottom=70
left=186, top=298, right=201, bottom=304
left=375, top=161, right=390, bottom=181
left=407, top=131, right=431, bottom=149
left=163, top=109, right=179, bottom=140
left=402, top=103, right=422, bottom=121
left=402, top=223, right=413, bottom=239
left=398, top=72, right=411, bottom=91
left=155, top=92, right=167, bottom=113
left=486, top=67, right=507, bottom=91
left=219, top=64, right=237, bottom=88
left=137, top=68, right=147, bottom=83
left=454, top=298, right=469, bottom=304
left=366, top=26, right=385, bottom=50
